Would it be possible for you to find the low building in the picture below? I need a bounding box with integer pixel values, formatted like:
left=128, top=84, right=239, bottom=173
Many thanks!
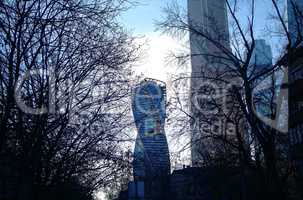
left=117, top=165, right=265, bottom=200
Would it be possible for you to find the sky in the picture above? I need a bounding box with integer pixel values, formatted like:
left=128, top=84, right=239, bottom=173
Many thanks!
left=121, top=0, right=187, bottom=34
left=120, top=0, right=188, bottom=83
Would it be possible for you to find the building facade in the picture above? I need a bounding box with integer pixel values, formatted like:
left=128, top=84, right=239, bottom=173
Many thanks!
left=288, top=0, right=303, bottom=47
left=131, top=78, right=170, bottom=199
left=288, top=48, right=303, bottom=193
left=287, top=0, right=303, bottom=194
left=188, top=0, right=235, bottom=166
left=249, top=39, right=273, bottom=119
left=248, top=39, right=273, bottom=74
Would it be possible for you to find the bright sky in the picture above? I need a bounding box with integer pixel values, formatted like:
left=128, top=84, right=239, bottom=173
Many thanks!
left=120, top=0, right=188, bottom=83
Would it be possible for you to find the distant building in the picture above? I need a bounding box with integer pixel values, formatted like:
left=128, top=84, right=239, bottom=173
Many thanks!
left=288, top=0, right=303, bottom=46
left=131, top=78, right=170, bottom=199
left=246, top=39, right=273, bottom=160
left=248, top=39, right=291, bottom=166
left=248, top=39, right=273, bottom=75
left=249, top=39, right=274, bottom=120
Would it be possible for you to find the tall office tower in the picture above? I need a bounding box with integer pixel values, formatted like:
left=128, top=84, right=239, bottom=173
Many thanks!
left=249, top=39, right=273, bottom=118
left=131, top=78, right=170, bottom=199
left=288, top=0, right=303, bottom=46
left=249, top=39, right=273, bottom=73
left=188, top=0, right=232, bottom=166
left=248, top=39, right=274, bottom=159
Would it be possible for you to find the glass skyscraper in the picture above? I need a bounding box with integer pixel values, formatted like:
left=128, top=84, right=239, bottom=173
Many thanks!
left=132, top=79, right=170, bottom=181
left=288, top=0, right=303, bottom=46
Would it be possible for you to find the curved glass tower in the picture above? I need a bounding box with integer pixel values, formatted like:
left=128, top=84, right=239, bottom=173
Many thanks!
left=132, top=79, right=170, bottom=181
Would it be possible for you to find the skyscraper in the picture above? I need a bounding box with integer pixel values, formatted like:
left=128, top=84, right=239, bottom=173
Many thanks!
left=188, top=0, right=230, bottom=77
left=188, top=0, right=232, bottom=166
left=288, top=0, right=303, bottom=46
left=249, top=39, right=273, bottom=118
left=132, top=78, right=170, bottom=199
left=248, top=39, right=274, bottom=160
left=249, top=39, right=273, bottom=72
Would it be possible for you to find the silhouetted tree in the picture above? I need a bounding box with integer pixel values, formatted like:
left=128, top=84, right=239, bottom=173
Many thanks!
left=0, top=0, right=139, bottom=199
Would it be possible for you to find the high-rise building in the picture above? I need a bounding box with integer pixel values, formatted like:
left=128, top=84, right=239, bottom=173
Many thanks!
left=288, top=0, right=303, bottom=46
left=188, top=0, right=233, bottom=166
left=249, top=39, right=273, bottom=116
left=131, top=78, right=170, bottom=199
left=249, top=39, right=273, bottom=73
left=247, top=39, right=275, bottom=160
left=188, top=0, right=230, bottom=77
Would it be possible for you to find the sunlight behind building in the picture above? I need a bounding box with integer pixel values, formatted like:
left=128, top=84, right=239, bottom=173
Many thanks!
left=133, top=34, right=188, bottom=83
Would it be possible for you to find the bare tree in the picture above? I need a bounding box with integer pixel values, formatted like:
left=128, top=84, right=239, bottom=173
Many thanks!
left=0, top=0, right=139, bottom=199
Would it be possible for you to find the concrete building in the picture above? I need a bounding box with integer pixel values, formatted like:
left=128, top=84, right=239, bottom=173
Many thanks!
left=131, top=78, right=170, bottom=199
left=188, top=0, right=235, bottom=166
